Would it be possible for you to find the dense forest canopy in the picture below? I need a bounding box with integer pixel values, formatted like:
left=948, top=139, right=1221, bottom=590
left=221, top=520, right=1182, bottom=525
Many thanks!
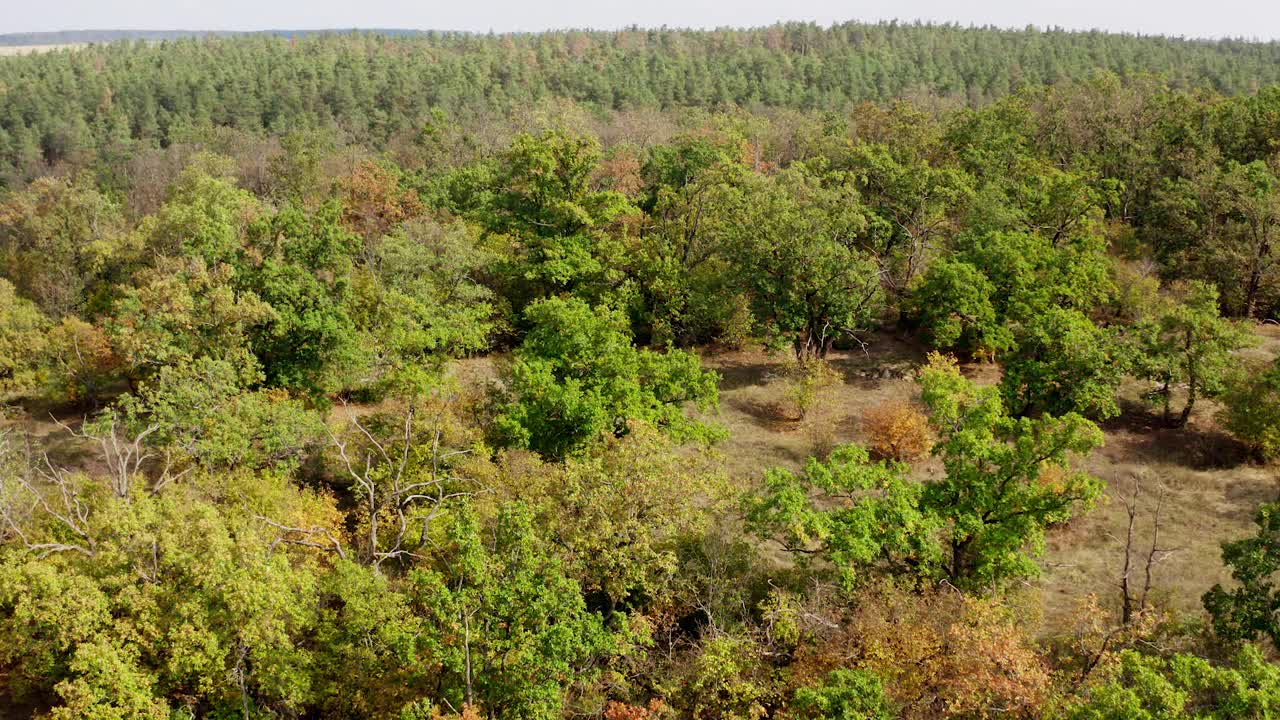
left=4, top=23, right=1280, bottom=181
left=6, top=21, right=1280, bottom=720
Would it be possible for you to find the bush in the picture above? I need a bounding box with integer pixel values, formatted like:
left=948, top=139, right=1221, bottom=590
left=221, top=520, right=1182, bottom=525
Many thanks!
left=1219, top=359, right=1280, bottom=461
left=784, top=357, right=841, bottom=421
left=861, top=401, right=932, bottom=462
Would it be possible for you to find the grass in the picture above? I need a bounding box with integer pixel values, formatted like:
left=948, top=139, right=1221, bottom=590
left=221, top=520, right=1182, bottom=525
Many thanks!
left=701, top=325, right=1280, bottom=636
left=0, top=44, right=85, bottom=57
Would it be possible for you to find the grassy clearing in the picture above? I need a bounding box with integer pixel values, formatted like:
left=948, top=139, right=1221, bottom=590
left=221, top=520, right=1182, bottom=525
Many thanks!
left=0, top=44, right=85, bottom=57
left=703, top=326, right=1280, bottom=636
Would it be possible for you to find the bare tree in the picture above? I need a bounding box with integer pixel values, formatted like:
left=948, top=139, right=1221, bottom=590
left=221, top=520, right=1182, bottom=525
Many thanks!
left=329, top=403, right=475, bottom=570
left=1112, top=473, right=1178, bottom=625
left=53, top=414, right=192, bottom=497
left=0, top=428, right=95, bottom=558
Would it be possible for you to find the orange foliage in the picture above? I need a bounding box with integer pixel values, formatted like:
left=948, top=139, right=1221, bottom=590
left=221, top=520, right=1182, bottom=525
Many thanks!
left=341, top=160, right=424, bottom=242
left=795, top=584, right=1051, bottom=719
left=604, top=699, right=672, bottom=720
left=861, top=401, right=933, bottom=462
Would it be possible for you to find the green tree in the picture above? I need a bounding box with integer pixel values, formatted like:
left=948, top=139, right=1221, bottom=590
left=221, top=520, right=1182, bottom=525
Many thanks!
left=1219, top=358, right=1280, bottom=460
left=0, top=278, right=49, bottom=401
left=494, top=297, right=721, bottom=458
left=1000, top=307, right=1129, bottom=420
left=920, top=354, right=1105, bottom=588
left=1068, top=647, right=1280, bottom=720
left=745, top=444, right=941, bottom=589
left=1134, top=282, right=1253, bottom=426
left=408, top=504, right=619, bottom=719
left=718, top=163, right=884, bottom=358
left=1204, top=502, right=1280, bottom=652
left=791, top=669, right=895, bottom=720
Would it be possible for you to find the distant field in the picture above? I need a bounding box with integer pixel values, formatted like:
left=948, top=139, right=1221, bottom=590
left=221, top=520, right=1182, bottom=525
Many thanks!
left=0, top=43, right=85, bottom=56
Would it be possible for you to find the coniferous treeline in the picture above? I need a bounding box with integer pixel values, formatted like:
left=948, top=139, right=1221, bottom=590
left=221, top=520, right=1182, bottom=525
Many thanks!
left=4, top=24, right=1280, bottom=179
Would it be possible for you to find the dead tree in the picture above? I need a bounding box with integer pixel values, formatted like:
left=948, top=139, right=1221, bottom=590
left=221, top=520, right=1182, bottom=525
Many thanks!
left=330, top=403, right=474, bottom=570
left=1113, top=474, right=1178, bottom=625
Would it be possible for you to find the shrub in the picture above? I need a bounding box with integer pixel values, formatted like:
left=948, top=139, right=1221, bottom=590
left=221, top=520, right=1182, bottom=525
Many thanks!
left=784, top=357, right=841, bottom=421
left=862, top=401, right=932, bottom=462
left=1219, top=359, right=1280, bottom=461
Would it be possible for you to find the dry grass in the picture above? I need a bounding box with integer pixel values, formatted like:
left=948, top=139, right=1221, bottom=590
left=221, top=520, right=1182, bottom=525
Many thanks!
left=0, top=44, right=86, bottom=57
left=703, top=325, right=1280, bottom=637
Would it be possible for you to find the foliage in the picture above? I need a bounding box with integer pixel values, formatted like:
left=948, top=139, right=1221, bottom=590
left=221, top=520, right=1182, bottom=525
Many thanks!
left=1067, top=646, right=1280, bottom=720
left=790, top=669, right=894, bottom=720
left=717, top=163, right=884, bottom=358
left=745, top=444, right=942, bottom=589
left=1133, top=281, right=1253, bottom=425
left=1000, top=306, right=1129, bottom=420
left=920, top=353, right=1105, bottom=588
left=1219, top=358, right=1280, bottom=460
left=495, top=424, right=730, bottom=612
left=493, top=297, right=721, bottom=458
left=1203, top=502, right=1280, bottom=652
left=0, top=279, right=48, bottom=401
left=861, top=401, right=933, bottom=462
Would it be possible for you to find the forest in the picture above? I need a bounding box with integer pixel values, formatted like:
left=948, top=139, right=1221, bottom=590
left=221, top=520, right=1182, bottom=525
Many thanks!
left=4, top=24, right=1280, bottom=720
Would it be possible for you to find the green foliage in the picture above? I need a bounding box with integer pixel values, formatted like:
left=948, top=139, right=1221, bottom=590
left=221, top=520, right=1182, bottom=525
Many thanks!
left=911, top=259, right=1011, bottom=357
left=0, top=278, right=48, bottom=401
left=409, top=504, right=620, bottom=720
left=745, top=444, right=941, bottom=589
left=717, top=163, right=884, bottom=358
left=920, top=354, right=1105, bottom=588
left=1204, top=502, right=1280, bottom=652
left=1068, top=647, right=1280, bottom=720
left=1219, top=358, right=1280, bottom=460
left=499, top=424, right=730, bottom=611
left=476, top=130, right=635, bottom=303
left=0, top=174, right=126, bottom=316
left=791, top=669, right=895, bottom=720
left=113, top=356, right=323, bottom=471
left=494, top=297, right=721, bottom=458
left=1134, top=282, right=1254, bottom=425
left=1000, top=307, right=1129, bottom=420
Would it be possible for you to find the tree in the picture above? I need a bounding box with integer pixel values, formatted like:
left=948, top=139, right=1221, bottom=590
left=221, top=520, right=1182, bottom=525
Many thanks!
left=493, top=297, right=721, bottom=458
left=408, top=504, right=619, bottom=719
left=1219, top=358, right=1280, bottom=460
left=1204, top=502, right=1280, bottom=651
left=477, top=130, right=635, bottom=304
left=718, top=163, right=884, bottom=359
left=745, top=444, right=942, bottom=589
left=0, top=174, right=126, bottom=317
left=0, top=279, right=48, bottom=402
left=1134, top=282, right=1253, bottom=426
left=1000, top=306, right=1129, bottom=420
left=910, top=259, right=1011, bottom=358
left=920, top=353, right=1105, bottom=588
left=791, top=670, right=895, bottom=720
left=496, top=424, right=730, bottom=613
left=106, top=257, right=274, bottom=385
left=1067, top=647, right=1280, bottom=720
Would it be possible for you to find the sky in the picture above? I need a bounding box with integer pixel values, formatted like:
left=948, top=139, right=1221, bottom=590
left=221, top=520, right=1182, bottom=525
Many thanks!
left=3, top=0, right=1278, bottom=41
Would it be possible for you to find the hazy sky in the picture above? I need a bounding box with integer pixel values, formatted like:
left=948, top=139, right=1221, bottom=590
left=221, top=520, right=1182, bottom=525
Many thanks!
left=4, top=0, right=1278, bottom=40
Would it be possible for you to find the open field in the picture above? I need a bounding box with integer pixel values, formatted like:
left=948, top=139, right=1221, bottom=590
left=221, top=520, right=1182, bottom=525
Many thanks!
left=0, top=44, right=85, bottom=57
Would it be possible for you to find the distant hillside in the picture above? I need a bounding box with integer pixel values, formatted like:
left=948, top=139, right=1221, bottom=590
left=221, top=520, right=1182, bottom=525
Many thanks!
left=3, top=21, right=1280, bottom=176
